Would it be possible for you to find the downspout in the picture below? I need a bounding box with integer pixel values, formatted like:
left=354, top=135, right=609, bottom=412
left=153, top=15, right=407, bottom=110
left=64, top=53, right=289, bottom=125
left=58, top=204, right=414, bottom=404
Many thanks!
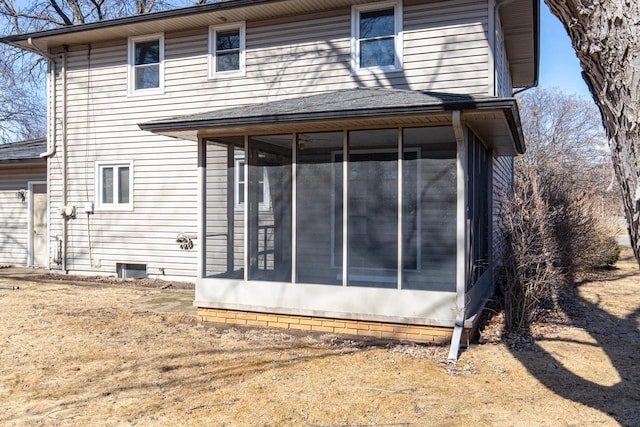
left=31, top=43, right=68, bottom=271
left=61, top=46, right=68, bottom=272
left=42, top=73, right=56, bottom=155
left=448, top=110, right=467, bottom=362
left=27, top=38, right=59, bottom=159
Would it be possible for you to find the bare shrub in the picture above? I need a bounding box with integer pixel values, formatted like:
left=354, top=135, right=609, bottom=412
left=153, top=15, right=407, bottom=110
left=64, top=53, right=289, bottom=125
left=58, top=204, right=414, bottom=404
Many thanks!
left=498, top=88, right=621, bottom=334
left=499, top=170, right=563, bottom=333
left=499, top=165, right=620, bottom=333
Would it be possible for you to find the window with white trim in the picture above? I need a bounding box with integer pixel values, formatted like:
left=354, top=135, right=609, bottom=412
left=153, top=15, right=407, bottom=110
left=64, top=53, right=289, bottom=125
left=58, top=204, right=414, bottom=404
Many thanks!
left=352, top=1, right=402, bottom=72
left=128, top=34, right=164, bottom=94
left=96, top=162, right=133, bottom=210
left=234, top=157, right=270, bottom=210
left=210, top=22, right=246, bottom=77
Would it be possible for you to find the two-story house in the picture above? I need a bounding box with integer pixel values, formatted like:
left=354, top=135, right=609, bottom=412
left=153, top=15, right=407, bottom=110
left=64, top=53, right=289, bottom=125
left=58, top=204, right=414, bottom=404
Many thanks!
left=0, top=0, right=538, bottom=353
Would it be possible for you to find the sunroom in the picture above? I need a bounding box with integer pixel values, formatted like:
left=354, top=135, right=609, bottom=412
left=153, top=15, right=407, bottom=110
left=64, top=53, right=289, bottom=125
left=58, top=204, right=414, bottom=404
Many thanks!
left=141, top=88, right=525, bottom=344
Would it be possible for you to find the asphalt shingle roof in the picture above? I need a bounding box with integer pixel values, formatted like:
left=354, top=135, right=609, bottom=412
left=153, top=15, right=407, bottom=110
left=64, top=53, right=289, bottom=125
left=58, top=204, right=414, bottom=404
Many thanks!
left=141, top=88, right=514, bottom=130
left=0, top=138, right=47, bottom=163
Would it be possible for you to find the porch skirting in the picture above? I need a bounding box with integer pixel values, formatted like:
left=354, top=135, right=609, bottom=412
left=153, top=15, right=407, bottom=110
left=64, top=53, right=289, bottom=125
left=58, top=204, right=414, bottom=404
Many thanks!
left=198, top=307, right=473, bottom=344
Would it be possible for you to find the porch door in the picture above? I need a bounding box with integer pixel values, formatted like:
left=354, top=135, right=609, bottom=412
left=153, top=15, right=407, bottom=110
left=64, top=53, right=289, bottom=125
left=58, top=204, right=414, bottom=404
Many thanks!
left=31, top=183, right=48, bottom=267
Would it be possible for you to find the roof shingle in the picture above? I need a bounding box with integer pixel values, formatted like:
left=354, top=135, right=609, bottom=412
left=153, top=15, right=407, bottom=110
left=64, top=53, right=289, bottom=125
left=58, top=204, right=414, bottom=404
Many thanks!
left=0, top=138, right=47, bottom=163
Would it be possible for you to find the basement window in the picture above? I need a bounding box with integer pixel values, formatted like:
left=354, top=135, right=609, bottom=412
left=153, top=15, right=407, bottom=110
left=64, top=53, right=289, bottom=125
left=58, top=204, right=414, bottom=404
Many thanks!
left=117, top=263, right=147, bottom=279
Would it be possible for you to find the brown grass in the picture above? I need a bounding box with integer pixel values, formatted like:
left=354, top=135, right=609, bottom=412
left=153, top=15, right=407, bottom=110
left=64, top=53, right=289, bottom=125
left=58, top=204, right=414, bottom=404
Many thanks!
left=0, top=248, right=639, bottom=426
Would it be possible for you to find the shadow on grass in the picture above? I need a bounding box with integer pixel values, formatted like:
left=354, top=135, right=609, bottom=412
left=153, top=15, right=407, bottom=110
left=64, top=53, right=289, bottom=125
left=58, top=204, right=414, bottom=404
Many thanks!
left=2, top=313, right=437, bottom=425
left=505, top=252, right=640, bottom=426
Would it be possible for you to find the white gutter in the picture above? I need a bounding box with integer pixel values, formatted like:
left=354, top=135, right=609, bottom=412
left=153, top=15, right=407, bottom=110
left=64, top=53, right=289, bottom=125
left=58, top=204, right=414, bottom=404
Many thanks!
left=448, top=110, right=468, bottom=362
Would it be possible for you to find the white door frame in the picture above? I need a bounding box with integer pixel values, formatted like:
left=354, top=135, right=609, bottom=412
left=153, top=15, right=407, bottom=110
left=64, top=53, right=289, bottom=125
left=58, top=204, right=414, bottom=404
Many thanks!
left=27, top=181, right=48, bottom=267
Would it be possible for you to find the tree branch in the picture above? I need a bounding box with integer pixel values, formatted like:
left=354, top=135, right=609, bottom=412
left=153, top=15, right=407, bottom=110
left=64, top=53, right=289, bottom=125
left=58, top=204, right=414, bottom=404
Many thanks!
left=66, top=0, right=86, bottom=24
left=48, top=0, right=73, bottom=25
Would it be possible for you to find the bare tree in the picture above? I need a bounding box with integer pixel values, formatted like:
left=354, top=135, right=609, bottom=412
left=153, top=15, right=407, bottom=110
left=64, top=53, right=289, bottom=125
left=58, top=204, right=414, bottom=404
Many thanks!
left=518, top=88, right=620, bottom=213
left=545, top=0, right=640, bottom=268
left=0, top=0, right=189, bottom=31
left=0, top=52, right=46, bottom=142
left=518, top=88, right=606, bottom=166
left=0, top=0, right=203, bottom=143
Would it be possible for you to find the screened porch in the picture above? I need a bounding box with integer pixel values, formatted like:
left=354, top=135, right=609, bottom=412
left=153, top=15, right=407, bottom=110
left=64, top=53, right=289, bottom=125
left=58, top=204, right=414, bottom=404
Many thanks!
left=203, top=126, right=465, bottom=292
left=138, top=88, right=522, bottom=326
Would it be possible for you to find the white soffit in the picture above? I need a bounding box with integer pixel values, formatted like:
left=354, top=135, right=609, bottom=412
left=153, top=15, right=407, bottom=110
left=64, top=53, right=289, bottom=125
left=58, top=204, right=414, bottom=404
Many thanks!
left=5, top=0, right=374, bottom=50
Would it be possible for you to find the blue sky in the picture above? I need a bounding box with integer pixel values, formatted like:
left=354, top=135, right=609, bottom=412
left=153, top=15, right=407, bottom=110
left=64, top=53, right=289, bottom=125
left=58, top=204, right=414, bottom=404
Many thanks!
left=538, top=2, right=591, bottom=99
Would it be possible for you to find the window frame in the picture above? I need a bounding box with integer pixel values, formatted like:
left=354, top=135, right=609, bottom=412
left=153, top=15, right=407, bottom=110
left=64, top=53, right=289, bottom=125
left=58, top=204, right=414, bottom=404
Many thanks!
left=351, top=1, right=403, bottom=73
left=234, top=156, right=270, bottom=211
left=209, top=22, right=246, bottom=78
left=95, top=161, right=134, bottom=211
left=128, top=33, right=165, bottom=95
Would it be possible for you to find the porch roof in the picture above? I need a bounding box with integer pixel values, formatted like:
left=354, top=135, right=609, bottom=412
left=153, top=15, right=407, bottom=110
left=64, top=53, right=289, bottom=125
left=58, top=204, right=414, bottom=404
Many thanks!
left=139, top=88, right=525, bottom=155
left=0, top=138, right=47, bottom=164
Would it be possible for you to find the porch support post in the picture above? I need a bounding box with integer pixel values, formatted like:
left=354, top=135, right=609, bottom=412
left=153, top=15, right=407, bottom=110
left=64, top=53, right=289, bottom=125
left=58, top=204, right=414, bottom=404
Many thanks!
left=291, top=133, right=297, bottom=284
left=449, top=110, right=468, bottom=361
left=342, top=130, right=348, bottom=287
left=226, top=143, right=235, bottom=274
left=397, top=128, right=403, bottom=290
left=243, top=135, right=249, bottom=281
left=197, top=137, right=206, bottom=278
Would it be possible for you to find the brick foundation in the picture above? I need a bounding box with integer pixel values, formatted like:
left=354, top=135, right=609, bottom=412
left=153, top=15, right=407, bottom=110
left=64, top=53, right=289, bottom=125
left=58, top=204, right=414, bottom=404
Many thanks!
left=198, top=307, right=472, bottom=344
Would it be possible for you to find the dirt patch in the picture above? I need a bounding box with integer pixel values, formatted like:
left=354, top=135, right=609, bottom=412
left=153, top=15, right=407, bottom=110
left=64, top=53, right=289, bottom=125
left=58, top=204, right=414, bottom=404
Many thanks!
left=0, top=249, right=638, bottom=426
left=28, top=273, right=194, bottom=290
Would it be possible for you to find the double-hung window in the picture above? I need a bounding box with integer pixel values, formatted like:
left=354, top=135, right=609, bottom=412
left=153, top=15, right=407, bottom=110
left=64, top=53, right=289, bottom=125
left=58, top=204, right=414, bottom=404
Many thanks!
left=352, top=1, right=402, bottom=72
left=210, top=22, right=246, bottom=77
left=234, top=157, right=270, bottom=210
left=128, top=34, right=164, bottom=94
left=96, top=161, right=133, bottom=211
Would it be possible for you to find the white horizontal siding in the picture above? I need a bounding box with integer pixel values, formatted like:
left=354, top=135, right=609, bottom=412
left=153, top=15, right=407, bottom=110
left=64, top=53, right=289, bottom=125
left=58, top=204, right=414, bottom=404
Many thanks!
left=494, top=13, right=512, bottom=96
left=50, top=47, right=199, bottom=277
left=49, top=0, right=491, bottom=278
left=0, top=194, right=29, bottom=266
left=0, top=165, right=47, bottom=266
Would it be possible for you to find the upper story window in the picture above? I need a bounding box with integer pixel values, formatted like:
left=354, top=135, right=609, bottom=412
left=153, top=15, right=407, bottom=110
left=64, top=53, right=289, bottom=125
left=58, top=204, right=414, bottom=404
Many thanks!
left=210, top=22, right=246, bottom=77
left=128, top=34, right=164, bottom=95
left=352, top=1, right=402, bottom=72
left=96, top=161, right=133, bottom=211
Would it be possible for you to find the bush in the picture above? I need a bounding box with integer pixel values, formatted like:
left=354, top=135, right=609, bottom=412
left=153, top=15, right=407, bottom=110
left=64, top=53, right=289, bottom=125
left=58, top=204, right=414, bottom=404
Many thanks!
left=498, top=87, right=622, bottom=335
left=498, top=164, right=620, bottom=334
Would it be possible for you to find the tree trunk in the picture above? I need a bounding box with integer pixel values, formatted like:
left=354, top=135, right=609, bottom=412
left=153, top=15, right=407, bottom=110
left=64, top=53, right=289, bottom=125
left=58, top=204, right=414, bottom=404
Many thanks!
left=544, top=0, right=640, bottom=268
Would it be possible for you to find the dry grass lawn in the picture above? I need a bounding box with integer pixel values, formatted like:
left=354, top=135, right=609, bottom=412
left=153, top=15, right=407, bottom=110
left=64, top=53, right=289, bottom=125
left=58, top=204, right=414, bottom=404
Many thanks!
left=0, top=249, right=639, bottom=426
